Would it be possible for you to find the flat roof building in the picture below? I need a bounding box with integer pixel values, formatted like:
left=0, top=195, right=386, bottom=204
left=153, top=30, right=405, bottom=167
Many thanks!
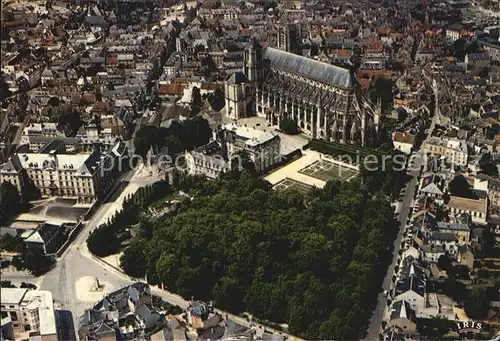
left=0, top=288, right=57, bottom=341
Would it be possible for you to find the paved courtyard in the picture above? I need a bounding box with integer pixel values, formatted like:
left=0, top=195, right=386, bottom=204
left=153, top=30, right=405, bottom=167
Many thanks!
left=228, top=116, right=309, bottom=155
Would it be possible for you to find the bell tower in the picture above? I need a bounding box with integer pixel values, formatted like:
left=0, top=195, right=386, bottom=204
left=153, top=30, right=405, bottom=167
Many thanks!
left=244, top=37, right=263, bottom=85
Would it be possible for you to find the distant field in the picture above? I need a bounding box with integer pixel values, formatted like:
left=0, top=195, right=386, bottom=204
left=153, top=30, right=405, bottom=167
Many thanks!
left=299, top=160, right=358, bottom=182
left=274, top=178, right=314, bottom=195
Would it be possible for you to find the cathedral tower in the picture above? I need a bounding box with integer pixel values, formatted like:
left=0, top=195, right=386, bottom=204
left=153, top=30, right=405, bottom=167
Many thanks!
left=225, top=72, right=253, bottom=119
left=244, top=37, right=263, bottom=84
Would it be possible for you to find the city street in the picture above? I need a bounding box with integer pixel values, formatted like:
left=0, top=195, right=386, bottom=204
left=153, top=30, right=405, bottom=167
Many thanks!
left=364, top=163, right=420, bottom=340
left=39, top=164, right=157, bottom=338
left=364, top=75, right=442, bottom=340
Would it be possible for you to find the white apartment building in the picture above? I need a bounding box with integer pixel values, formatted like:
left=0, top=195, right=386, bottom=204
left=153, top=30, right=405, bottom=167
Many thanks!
left=0, top=141, right=128, bottom=203
left=0, top=288, right=57, bottom=341
left=392, top=132, right=416, bottom=155
left=424, top=137, right=468, bottom=166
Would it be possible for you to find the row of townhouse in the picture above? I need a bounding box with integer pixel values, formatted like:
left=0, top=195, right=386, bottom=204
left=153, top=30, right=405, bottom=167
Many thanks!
left=424, top=137, right=469, bottom=166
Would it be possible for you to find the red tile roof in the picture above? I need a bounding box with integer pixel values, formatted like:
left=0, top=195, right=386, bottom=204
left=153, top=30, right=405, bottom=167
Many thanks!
left=106, top=56, right=117, bottom=65
left=159, top=84, right=185, bottom=95
left=334, top=49, right=353, bottom=58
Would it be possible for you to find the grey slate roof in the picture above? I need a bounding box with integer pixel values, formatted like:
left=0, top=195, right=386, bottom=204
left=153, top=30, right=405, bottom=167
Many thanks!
left=390, top=300, right=417, bottom=322
left=437, top=221, right=470, bottom=232
left=226, top=72, right=249, bottom=84
left=395, top=275, right=425, bottom=297
left=263, top=47, right=355, bottom=89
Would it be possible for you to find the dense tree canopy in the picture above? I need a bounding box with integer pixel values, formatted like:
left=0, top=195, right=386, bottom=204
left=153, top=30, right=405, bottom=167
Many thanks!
left=133, top=117, right=211, bottom=158
left=448, top=175, right=475, bottom=199
left=88, top=181, right=173, bottom=257
left=0, top=181, right=22, bottom=225
left=464, top=287, right=490, bottom=320
left=440, top=278, right=468, bottom=303
left=12, top=248, right=55, bottom=276
left=437, top=254, right=452, bottom=272
left=56, top=108, right=83, bottom=137
left=120, top=172, right=398, bottom=339
left=479, top=153, right=499, bottom=177
left=279, top=118, right=299, bottom=135
left=1, top=280, right=16, bottom=288
left=0, top=234, right=24, bottom=252
left=190, top=86, right=202, bottom=116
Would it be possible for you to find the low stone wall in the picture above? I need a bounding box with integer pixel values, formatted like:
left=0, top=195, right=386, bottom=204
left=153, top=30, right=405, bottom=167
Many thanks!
left=55, top=221, right=83, bottom=257
left=321, top=154, right=361, bottom=171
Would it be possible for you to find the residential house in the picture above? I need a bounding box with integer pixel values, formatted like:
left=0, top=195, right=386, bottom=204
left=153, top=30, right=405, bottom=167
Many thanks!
left=394, top=275, right=426, bottom=313
left=402, top=246, right=421, bottom=261
left=425, top=137, right=468, bottom=166
left=437, top=221, right=470, bottom=243
left=428, top=232, right=459, bottom=256
left=419, top=174, right=447, bottom=201
left=446, top=24, right=470, bottom=42
left=420, top=244, right=447, bottom=262
left=475, top=174, right=500, bottom=208
left=457, top=244, right=474, bottom=270
left=447, top=196, right=488, bottom=225
left=21, top=123, right=63, bottom=145
left=392, top=132, right=416, bottom=155
left=465, top=53, right=490, bottom=69
left=79, top=282, right=159, bottom=341
left=389, top=300, right=418, bottom=333
left=0, top=315, right=14, bottom=341
left=21, top=222, right=61, bottom=255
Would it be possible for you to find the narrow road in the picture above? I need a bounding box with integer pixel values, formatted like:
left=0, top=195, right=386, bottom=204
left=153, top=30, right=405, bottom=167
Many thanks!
left=364, top=73, right=441, bottom=339
left=364, top=166, right=419, bottom=340
left=39, top=165, right=153, bottom=338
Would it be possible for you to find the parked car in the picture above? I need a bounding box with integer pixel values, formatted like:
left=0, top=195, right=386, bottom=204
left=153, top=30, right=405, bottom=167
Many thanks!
left=20, top=282, right=37, bottom=290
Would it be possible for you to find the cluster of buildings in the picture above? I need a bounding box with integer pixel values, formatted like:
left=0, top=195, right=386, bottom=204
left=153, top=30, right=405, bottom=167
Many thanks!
left=384, top=155, right=499, bottom=338
left=0, top=0, right=499, bottom=338
left=78, top=282, right=276, bottom=341
left=185, top=123, right=281, bottom=178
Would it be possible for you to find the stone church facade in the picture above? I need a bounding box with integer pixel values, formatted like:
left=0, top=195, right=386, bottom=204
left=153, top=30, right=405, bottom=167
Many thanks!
left=225, top=38, right=380, bottom=146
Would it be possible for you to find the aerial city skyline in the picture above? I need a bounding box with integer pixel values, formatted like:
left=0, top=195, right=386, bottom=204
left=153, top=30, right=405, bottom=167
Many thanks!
left=0, top=0, right=499, bottom=340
